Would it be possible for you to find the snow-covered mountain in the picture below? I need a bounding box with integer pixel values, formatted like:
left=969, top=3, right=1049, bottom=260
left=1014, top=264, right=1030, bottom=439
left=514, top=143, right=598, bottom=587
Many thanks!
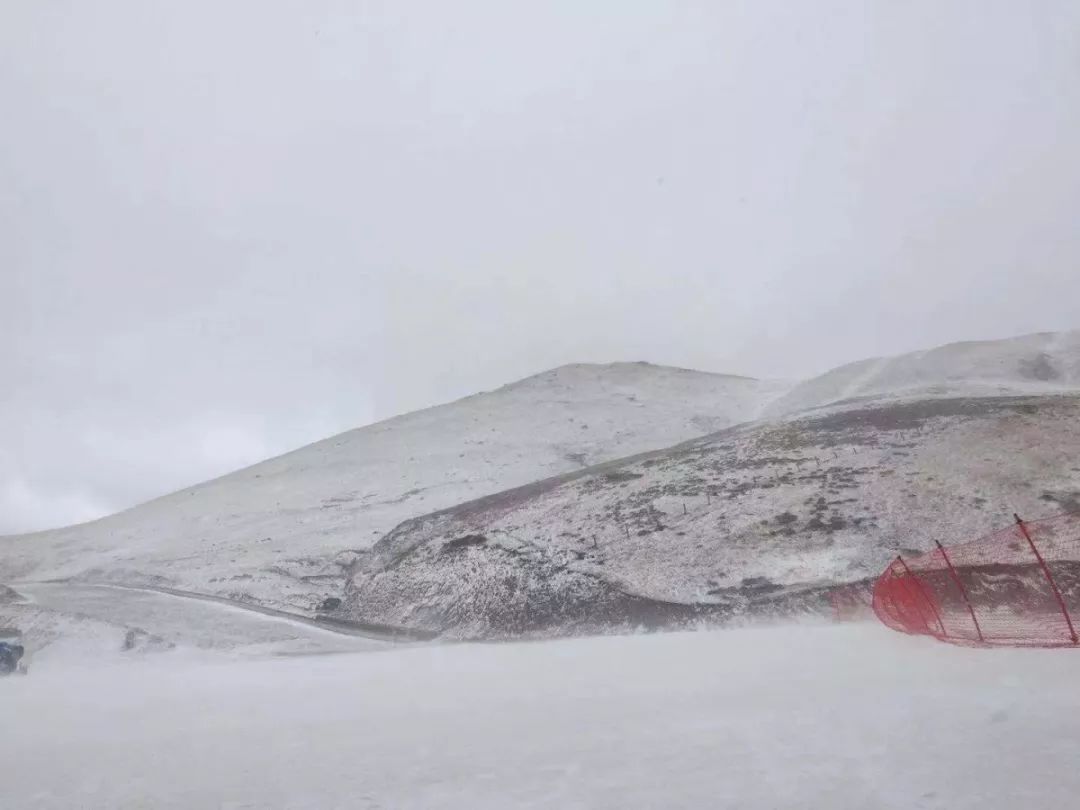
left=764, top=330, right=1080, bottom=416
left=3, top=330, right=1080, bottom=640
left=0, top=364, right=787, bottom=611
left=347, top=394, right=1080, bottom=638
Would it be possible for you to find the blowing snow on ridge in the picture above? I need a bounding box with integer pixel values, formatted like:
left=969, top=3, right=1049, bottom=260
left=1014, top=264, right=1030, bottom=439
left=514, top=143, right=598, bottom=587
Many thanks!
left=3, top=330, right=1080, bottom=645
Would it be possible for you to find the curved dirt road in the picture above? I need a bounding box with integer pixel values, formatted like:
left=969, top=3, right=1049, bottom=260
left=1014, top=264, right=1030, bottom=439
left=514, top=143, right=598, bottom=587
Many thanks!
left=15, top=582, right=391, bottom=655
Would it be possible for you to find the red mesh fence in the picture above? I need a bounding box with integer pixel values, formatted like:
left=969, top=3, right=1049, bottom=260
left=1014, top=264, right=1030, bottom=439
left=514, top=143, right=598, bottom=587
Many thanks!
left=872, top=513, right=1080, bottom=648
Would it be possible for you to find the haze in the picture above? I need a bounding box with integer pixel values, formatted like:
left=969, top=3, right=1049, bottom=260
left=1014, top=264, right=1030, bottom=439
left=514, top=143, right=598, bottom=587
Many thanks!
left=3, top=1, right=1080, bottom=533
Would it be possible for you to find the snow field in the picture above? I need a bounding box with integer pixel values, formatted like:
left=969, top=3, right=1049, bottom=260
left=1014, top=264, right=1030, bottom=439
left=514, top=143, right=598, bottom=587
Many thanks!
left=2, top=621, right=1079, bottom=809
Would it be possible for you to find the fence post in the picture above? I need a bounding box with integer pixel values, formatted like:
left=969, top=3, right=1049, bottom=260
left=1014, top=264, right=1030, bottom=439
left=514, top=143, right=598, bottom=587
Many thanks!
left=1014, top=514, right=1078, bottom=644
left=896, top=555, right=948, bottom=639
left=934, top=540, right=984, bottom=643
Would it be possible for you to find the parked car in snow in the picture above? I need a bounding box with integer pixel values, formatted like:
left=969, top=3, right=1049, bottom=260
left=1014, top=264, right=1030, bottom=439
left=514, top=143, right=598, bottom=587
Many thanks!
left=0, top=630, right=26, bottom=676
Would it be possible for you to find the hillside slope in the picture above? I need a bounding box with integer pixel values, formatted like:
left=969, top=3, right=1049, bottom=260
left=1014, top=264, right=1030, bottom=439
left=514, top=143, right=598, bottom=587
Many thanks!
left=4, top=330, right=1080, bottom=638
left=765, top=330, right=1080, bottom=416
left=343, top=394, right=1080, bottom=638
left=0, top=364, right=787, bottom=611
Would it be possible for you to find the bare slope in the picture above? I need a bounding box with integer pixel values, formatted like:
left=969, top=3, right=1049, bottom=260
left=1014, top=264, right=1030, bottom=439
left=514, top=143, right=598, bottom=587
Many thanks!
left=343, top=394, right=1080, bottom=638
left=0, top=363, right=788, bottom=611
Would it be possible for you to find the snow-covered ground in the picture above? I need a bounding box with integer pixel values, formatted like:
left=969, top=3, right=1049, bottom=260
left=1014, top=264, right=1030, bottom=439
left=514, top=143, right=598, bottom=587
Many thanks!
left=0, top=584, right=389, bottom=683
left=10, top=582, right=387, bottom=660
left=3, top=621, right=1079, bottom=809
left=764, top=330, right=1080, bottom=417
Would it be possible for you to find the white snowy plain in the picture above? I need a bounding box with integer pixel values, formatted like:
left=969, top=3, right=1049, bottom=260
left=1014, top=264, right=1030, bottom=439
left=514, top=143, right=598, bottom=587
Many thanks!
left=3, top=621, right=1079, bottom=810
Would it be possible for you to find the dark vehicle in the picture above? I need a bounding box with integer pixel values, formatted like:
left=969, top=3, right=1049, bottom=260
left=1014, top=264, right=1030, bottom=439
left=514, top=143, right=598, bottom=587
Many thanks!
left=0, top=641, right=25, bottom=676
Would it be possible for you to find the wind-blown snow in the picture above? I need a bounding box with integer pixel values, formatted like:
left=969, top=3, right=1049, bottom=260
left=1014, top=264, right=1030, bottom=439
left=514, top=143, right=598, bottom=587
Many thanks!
left=2, top=622, right=1079, bottom=809
left=765, top=330, right=1080, bottom=417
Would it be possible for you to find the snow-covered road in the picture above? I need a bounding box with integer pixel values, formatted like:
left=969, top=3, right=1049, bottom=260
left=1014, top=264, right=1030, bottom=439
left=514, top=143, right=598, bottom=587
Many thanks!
left=2, top=621, right=1079, bottom=809
left=14, top=582, right=388, bottom=655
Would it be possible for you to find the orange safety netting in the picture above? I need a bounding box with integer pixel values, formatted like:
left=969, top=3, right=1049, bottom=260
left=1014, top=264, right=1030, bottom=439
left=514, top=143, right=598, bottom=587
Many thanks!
left=872, top=512, right=1080, bottom=648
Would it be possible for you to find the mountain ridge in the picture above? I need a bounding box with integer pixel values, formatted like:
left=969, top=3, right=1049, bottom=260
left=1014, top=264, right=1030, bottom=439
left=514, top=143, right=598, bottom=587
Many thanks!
left=3, top=329, right=1080, bottom=637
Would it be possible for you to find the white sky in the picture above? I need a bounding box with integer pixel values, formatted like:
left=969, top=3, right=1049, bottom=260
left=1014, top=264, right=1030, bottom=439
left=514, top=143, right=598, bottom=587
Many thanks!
left=3, top=1, right=1080, bottom=533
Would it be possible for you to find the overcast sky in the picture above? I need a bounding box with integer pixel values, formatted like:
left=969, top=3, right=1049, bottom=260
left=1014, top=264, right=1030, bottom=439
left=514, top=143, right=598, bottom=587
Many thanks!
left=3, top=1, right=1080, bottom=534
